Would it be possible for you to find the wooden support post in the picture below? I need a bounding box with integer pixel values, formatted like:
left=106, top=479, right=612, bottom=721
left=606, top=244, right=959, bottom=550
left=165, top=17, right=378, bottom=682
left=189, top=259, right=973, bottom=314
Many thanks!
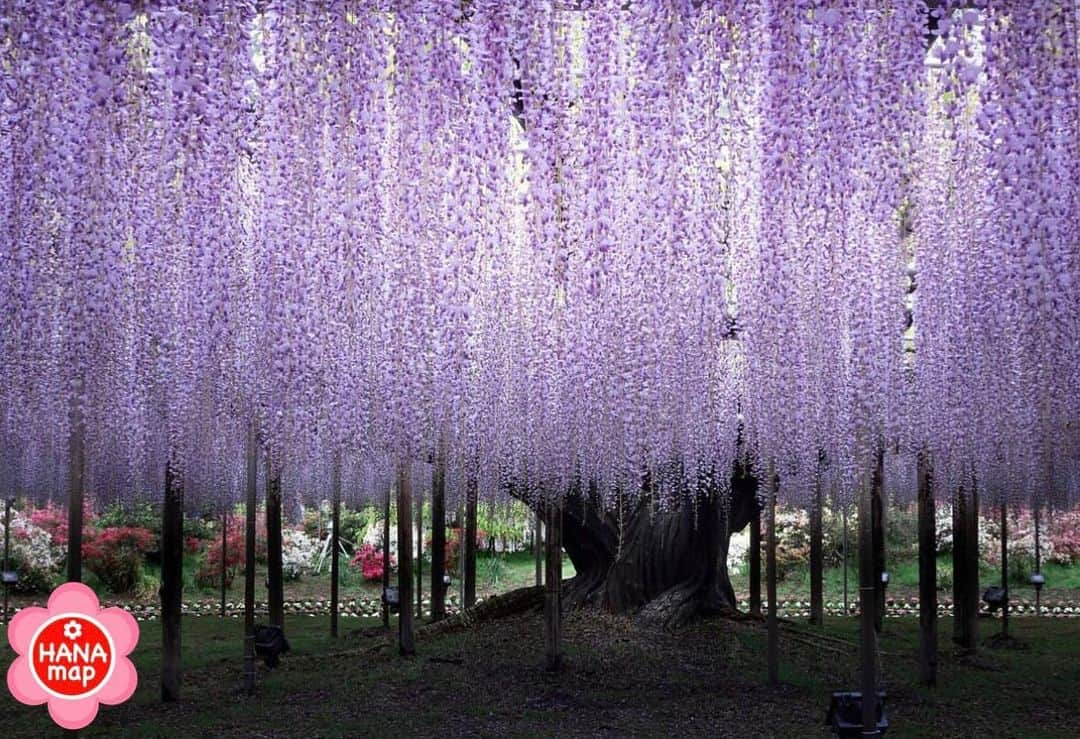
left=858, top=464, right=880, bottom=737
left=1000, top=500, right=1008, bottom=639
left=397, top=463, right=415, bottom=656
left=964, top=483, right=980, bottom=652
left=809, top=477, right=824, bottom=626
left=842, top=501, right=849, bottom=614
left=952, top=485, right=978, bottom=652
left=464, top=476, right=478, bottom=608
left=416, top=488, right=423, bottom=618
left=544, top=502, right=562, bottom=671
left=265, top=460, right=284, bottom=629
left=382, top=485, right=391, bottom=629
left=749, top=502, right=762, bottom=617
left=766, top=469, right=779, bottom=685
left=917, top=451, right=937, bottom=687
left=430, top=453, right=447, bottom=622
left=243, top=421, right=257, bottom=694
left=220, top=507, right=228, bottom=618
left=330, top=453, right=341, bottom=638
left=67, top=397, right=85, bottom=583
left=161, top=462, right=184, bottom=702
left=534, top=512, right=543, bottom=587
left=1033, top=502, right=1042, bottom=616
left=916, top=453, right=937, bottom=683
left=871, top=449, right=886, bottom=633
left=4, top=497, right=12, bottom=624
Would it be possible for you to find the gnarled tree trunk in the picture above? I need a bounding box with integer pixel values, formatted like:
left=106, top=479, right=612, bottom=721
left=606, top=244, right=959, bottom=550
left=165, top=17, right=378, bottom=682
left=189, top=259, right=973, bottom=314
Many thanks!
left=553, top=469, right=759, bottom=630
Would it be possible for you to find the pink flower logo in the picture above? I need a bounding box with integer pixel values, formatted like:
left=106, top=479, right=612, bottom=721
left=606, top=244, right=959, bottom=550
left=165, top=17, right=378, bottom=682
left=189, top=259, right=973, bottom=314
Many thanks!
left=6, top=582, right=139, bottom=730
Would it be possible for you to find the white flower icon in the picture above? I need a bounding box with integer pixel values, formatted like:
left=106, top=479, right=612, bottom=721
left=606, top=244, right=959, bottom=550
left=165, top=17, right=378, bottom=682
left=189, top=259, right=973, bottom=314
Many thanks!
left=63, top=620, right=82, bottom=641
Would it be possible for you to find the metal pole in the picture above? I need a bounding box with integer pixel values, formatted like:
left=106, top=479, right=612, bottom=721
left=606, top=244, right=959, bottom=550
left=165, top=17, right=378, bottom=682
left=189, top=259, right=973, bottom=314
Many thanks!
left=382, top=485, right=391, bottom=629
left=243, top=419, right=258, bottom=695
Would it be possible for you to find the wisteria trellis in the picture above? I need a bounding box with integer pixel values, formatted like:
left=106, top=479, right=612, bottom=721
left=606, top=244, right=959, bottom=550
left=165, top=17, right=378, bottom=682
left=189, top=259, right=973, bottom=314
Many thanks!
left=0, top=1, right=1077, bottom=516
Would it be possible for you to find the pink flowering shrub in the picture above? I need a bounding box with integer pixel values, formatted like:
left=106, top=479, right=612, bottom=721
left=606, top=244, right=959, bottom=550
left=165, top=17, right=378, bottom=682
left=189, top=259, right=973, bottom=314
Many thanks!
left=350, top=543, right=392, bottom=581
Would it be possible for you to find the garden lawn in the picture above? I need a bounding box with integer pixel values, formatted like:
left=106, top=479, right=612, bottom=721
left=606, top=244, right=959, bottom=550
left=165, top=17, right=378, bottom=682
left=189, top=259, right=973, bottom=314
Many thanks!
left=2, top=609, right=1078, bottom=737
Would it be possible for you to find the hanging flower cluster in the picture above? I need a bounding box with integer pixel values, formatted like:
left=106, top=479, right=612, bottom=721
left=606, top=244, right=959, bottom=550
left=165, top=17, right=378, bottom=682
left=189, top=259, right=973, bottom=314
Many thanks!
left=0, top=1, right=1076, bottom=518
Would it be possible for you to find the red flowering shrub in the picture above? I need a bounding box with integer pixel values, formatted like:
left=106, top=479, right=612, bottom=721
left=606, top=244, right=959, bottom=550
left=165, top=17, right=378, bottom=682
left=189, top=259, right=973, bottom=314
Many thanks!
left=185, top=536, right=203, bottom=555
left=29, top=503, right=70, bottom=546
left=83, top=527, right=153, bottom=594
left=195, top=517, right=259, bottom=589
left=349, top=543, right=392, bottom=581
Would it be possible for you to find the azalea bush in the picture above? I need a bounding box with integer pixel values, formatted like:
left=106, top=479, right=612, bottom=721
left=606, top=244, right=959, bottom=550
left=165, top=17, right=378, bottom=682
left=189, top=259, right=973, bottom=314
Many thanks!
left=83, top=526, right=154, bottom=594
left=281, top=529, right=319, bottom=580
left=1047, top=510, right=1080, bottom=566
left=0, top=510, right=62, bottom=593
left=350, top=542, right=392, bottom=582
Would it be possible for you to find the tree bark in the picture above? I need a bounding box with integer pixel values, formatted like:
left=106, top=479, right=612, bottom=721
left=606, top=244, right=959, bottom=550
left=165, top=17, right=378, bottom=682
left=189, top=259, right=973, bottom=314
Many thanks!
left=430, top=453, right=447, bottom=622
left=161, top=462, right=184, bottom=703
left=464, top=477, right=478, bottom=608
left=558, top=466, right=758, bottom=630
left=243, top=421, right=257, bottom=694
left=749, top=503, right=762, bottom=618
left=397, top=463, right=415, bottom=656
left=809, top=477, right=824, bottom=626
left=330, top=453, right=341, bottom=638
left=266, top=461, right=284, bottom=629
left=544, top=502, right=563, bottom=671
left=66, top=398, right=85, bottom=583
left=917, top=451, right=937, bottom=686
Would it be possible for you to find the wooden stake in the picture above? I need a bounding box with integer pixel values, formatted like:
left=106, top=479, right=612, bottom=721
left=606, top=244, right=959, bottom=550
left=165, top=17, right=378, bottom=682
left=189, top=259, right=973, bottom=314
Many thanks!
left=749, top=502, right=762, bottom=618
left=161, top=462, right=184, bottom=702
left=397, top=463, right=415, bottom=656
left=416, top=487, right=423, bottom=618
left=265, top=458, right=284, bottom=629
left=1000, top=500, right=1008, bottom=639
left=430, top=451, right=447, bottom=622
left=766, top=469, right=779, bottom=685
left=534, top=511, right=543, bottom=587
left=809, top=476, right=824, bottom=626
left=871, top=449, right=886, bottom=633
left=917, top=451, right=936, bottom=687
left=243, top=420, right=257, bottom=694
left=464, top=476, right=478, bottom=608
left=67, top=396, right=85, bottom=583
left=858, top=463, right=880, bottom=737
left=330, top=452, right=341, bottom=638
left=382, top=485, right=391, bottom=629
left=544, top=502, right=562, bottom=671
left=220, top=507, right=228, bottom=618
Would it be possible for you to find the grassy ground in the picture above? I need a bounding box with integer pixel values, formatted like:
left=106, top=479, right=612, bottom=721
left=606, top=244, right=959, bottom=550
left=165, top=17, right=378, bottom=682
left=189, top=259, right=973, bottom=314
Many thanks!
left=2, top=609, right=1077, bottom=737
left=729, top=555, right=1080, bottom=605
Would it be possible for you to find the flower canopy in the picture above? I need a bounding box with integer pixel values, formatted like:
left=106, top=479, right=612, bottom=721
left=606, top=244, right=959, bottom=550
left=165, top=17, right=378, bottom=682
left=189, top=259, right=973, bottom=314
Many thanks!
left=1, top=1, right=1077, bottom=513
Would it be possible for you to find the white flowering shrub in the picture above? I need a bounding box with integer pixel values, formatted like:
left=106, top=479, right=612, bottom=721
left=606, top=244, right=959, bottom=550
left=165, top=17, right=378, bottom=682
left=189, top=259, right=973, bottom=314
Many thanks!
left=281, top=529, right=320, bottom=580
left=0, top=511, right=62, bottom=593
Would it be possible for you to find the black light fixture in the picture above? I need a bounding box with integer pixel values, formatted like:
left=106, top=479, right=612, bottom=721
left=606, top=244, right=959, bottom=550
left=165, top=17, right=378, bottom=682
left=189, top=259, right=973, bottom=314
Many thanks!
left=982, top=586, right=1007, bottom=614
left=826, top=691, right=888, bottom=737
left=383, top=586, right=400, bottom=614
left=253, top=624, right=290, bottom=668
left=1031, top=573, right=1045, bottom=616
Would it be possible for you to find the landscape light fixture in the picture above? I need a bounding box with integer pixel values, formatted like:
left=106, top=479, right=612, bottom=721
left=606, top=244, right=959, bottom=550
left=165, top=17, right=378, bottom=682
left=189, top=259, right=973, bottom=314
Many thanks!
left=383, top=586, right=400, bottom=614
